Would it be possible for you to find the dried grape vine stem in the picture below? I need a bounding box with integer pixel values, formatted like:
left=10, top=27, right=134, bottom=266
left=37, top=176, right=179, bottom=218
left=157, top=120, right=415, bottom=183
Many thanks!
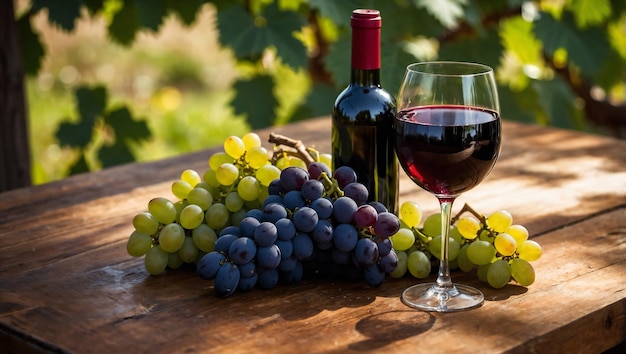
left=268, top=133, right=316, bottom=166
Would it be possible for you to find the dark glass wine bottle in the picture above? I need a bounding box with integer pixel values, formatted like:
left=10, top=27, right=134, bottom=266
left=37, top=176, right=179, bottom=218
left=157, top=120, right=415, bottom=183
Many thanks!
left=331, top=9, right=398, bottom=213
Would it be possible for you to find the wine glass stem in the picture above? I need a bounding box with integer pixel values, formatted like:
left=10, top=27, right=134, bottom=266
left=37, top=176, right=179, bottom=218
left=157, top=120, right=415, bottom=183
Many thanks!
left=436, top=198, right=455, bottom=290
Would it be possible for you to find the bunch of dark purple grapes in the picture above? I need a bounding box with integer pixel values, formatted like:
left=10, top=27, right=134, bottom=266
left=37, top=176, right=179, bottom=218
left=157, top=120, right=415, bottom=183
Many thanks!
left=196, top=163, right=401, bottom=297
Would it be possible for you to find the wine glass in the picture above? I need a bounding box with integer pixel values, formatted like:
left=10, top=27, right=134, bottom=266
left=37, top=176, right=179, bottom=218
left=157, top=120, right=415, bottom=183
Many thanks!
left=394, top=61, right=502, bottom=312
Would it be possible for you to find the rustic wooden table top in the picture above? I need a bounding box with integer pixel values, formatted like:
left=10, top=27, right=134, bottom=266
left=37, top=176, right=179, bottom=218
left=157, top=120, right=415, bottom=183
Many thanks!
left=0, top=117, right=625, bottom=354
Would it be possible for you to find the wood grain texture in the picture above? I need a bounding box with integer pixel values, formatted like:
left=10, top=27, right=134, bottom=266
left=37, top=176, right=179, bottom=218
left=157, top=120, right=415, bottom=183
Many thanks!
left=0, top=118, right=625, bottom=353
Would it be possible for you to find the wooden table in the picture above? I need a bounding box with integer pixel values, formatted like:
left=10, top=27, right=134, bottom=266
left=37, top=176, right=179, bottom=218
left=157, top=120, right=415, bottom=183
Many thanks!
left=1, top=117, right=625, bottom=353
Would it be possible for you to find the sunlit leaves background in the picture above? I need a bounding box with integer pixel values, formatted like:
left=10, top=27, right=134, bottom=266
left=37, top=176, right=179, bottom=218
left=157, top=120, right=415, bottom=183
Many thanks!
left=15, top=0, right=626, bottom=184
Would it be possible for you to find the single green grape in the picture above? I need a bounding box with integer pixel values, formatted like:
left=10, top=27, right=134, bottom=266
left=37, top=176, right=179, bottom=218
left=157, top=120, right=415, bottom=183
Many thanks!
left=224, top=191, right=244, bottom=213
left=205, top=203, right=229, bottom=231
left=466, top=240, right=496, bottom=265
left=215, top=163, right=240, bottom=186
left=192, top=224, right=217, bottom=252
left=203, top=169, right=221, bottom=188
left=487, top=259, right=511, bottom=289
left=167, top=252, right=184, bottom=269
left=237, top=176, right=261, bottom=202
left=457, top=244, right=474, bottom=272
left=148, top=197, right=177, bottom=224
left=224, top=135, right=246, bottom=159
left=407, top=250, right=431, bottom=279
left=179, top=204, right=204, bottom=230
left=319, top=154, right=332, bottom=169
left=486, top=210, right=513, bottom=233
left=230, top=209, right=248, bottom=228
left=178, top=236, right=199, bottom=264
left=399, top=201, right=422, bottom=228
left=506, top=224, right=529, bottom=245
left=288, top=157, right=307, bottom=169
left=428, top=235, right=460, bottom=261
left=389, top=228, right=415, bottom=251
left=511, top=258, right=535, bottom=286
left=173, top=199, right=188, bottom=223
left=245, top=146, right=269, bottom=169
left=422, top=213, right=441, bottom=237
left=171, top=179, right=193, bottom=200
left=255, top=165, right=281, bottom=186
left=494, top=233, right=517, bottom=256
left=275, top=156, right=289, bottom=170
left=449, top=226, right=463, bottom=245
left=389, top=250, right=408, bottom=278
left=477, top=263, right=490, bottom=283
left=132, top=212, right=160, bottom=235
left=457, top=216, right=481, bottom=239
left=208, top=152, right=233, bottom=171
left=127, top=230, right=153, bottom=257
left=187, top=187, right=213, bottom=211
left=180, top=169, right=201, bottom=187
left=517, top=240, right=542, bottom=261
left=158, top=223, right=185, bottom=253
left=144, top=245, right=169, bottom=275
left=242, top=132, right=262, bottom=150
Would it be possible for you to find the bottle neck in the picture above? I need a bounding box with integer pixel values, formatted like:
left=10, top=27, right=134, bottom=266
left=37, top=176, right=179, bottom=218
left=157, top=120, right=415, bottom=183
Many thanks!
left=350, top=68, right=381, bottom=86
left=350, top=18, right=381, bottom=86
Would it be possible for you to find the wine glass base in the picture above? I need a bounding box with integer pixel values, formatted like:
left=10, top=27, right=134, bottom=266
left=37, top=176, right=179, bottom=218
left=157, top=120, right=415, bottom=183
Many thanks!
left=401, top=283, right=484, bottom=313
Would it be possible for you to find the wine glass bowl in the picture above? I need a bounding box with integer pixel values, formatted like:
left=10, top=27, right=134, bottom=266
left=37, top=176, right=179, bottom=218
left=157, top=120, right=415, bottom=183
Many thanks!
left=395, top=62, right=502, bottom=312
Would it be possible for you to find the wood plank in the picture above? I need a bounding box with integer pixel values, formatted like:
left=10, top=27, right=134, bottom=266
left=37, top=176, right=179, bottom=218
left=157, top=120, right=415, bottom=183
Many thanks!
left=0, top=210, right=624, bottom=353
left=1, top=117, right=626, bottom=353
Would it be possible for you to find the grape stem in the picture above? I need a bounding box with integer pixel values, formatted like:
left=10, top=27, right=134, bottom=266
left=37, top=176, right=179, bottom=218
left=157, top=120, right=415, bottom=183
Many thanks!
left=268, top=133, right=316, bottom=166
left=451, top=203, right=485, bottom=224
left=451, top=203, right=498, bottom=239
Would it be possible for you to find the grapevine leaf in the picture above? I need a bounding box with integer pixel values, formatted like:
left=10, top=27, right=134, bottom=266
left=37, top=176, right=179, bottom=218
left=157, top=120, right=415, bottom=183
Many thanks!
left=438, top=27, right=503, bottom=70
left=17, top=14, right=45, bottom=76
left=291, top=83, right=339, bottom=121
left=56, top=120, right=93, bottom=148
left=108, top=0, right=167, bottom=45
left=532, top=76, right=582, bottom=130
left=308, top=0, right=364, bottom=26
left=414, top=0, right=467, bottom=28
left=325, top=32, right=351, bottom=89
left=31, top=0, right=82, bottom=32
left=497, top=85, right=540, bottom=123
left=76, top=86, right=107, bottom=126
left=232, top=75, right=278, bottom=129
left=69, top=154, right=90, bottom=175
left=108, top=1, right=139, bottom=45
left=374, top=0, right=445, bottom=40
left=98, top=142, right=135, bottom=168
left=56, top=86, right=107, bottom=148
left=217, top=3, right=307, bottom=69
left=381, top=42, right=421, bottom=97
left=83, top=0, right=105, bottom=15
left=500, top=16, right=543, bottom=65
left=135, top=0, right=168, bottom=32
left=104, top=107, right=151, bottom=142
left=533, top=11, right=611, bottom=78
left=567, top=0, right=612, bottom=28
left=593, top=50, right=626, bottom=91
left=166, top=0, right=207, bottom=25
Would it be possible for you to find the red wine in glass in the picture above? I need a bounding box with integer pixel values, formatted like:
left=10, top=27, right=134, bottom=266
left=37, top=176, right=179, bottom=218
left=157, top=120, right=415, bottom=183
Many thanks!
left=395, top=61, right=502, bottom=312
left=395, top=105, right=501, bottom=199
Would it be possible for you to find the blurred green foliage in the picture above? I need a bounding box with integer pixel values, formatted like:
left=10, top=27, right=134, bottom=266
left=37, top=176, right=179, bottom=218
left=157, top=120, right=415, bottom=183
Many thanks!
left=17, top=0, right=626, bottom=182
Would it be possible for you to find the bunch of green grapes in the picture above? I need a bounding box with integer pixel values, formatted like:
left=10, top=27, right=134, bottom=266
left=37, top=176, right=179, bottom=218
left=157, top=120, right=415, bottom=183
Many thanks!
left=389, top=202, right=543, bottom=289
left=126, top=133, right=284, bottom=275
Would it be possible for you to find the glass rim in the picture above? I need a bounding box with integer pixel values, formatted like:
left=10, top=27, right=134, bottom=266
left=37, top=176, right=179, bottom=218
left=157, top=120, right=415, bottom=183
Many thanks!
left=406, top=61, right=494, bottom=77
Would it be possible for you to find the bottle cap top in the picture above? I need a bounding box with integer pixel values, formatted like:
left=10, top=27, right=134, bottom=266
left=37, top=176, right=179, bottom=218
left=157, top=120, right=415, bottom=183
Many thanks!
left=351, top=9, right=381, bottom=29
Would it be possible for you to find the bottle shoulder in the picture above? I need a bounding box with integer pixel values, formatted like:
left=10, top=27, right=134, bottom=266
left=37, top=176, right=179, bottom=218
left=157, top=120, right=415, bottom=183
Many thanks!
left=333, top=84, right=396, bottom=123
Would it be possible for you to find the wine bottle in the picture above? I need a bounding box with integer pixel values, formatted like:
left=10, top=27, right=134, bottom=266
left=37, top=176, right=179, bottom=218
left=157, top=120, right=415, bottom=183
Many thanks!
left=331, top=9, right=398, bottom=213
